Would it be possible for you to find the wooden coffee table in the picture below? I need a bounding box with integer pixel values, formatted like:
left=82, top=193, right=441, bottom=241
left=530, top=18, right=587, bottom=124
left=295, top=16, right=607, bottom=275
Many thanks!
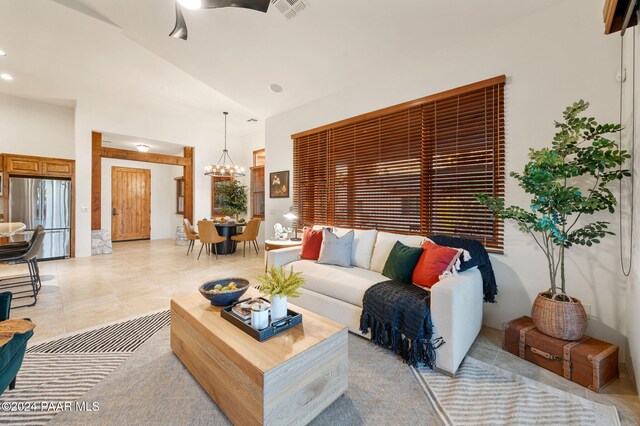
left=170, top=290, right=348, bottom=426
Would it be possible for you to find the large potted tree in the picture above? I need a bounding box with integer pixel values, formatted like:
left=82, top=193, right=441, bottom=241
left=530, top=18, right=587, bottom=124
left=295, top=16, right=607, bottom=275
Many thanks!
left=477, top=100, right=630, bottom=341
left=216, top=179, right=248, bottom=222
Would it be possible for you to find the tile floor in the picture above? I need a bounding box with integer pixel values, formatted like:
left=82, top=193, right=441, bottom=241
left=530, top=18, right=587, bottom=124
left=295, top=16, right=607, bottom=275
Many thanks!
left=2, top=239, right=265, bottom=341
left=3, top=239, right=638, bottom=423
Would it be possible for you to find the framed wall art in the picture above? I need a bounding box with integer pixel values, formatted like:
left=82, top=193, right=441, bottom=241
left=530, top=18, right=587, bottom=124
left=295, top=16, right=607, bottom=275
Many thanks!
left=269, top=170, right=289, bottom=198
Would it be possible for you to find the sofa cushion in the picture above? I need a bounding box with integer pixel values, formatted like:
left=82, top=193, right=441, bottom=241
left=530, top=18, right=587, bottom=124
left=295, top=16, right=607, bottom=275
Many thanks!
left=335, top=228, right=378, bottom=269
left=370, top=232, right=427, bottom=273
left=318, top=229, right=354, bottom=267
left=300, top=227, right=324, bottom=260
left=289, top=260, right=386, bottom=307
left=382, top=241, right=424, bottom=284
left=412, top=240, right=463, bottom=288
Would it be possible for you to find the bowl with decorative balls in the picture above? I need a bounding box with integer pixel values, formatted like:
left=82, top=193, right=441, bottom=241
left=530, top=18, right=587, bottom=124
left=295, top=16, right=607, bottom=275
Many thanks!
left=199, top=278, right=250, bottom=306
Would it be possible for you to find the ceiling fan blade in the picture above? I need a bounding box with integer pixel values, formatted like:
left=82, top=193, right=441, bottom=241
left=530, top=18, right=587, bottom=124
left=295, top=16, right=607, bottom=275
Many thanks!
left=201, top=0, right=270, bottom=13
left=169, top=2, right=188, bottom=40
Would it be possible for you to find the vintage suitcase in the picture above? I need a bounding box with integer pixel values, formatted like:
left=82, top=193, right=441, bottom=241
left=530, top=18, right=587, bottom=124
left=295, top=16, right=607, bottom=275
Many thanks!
left=503, top=316, right=619, bottom=392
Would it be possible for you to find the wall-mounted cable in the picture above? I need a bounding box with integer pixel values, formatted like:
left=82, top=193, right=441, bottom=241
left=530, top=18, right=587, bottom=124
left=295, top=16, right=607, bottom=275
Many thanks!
left=618, top=25, right=636, bottom=277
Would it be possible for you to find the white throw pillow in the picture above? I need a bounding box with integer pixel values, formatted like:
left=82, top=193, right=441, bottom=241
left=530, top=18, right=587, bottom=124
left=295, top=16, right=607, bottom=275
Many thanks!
left=317, top=229, right=354, bottom=268
left=369, top=232, right=427, bottom=273
left=335, top=227, right=378, bottom=269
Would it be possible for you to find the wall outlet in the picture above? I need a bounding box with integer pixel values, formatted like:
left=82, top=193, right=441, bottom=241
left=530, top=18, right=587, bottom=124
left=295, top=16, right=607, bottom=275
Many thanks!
left=583, top=303, right=592, bottom=317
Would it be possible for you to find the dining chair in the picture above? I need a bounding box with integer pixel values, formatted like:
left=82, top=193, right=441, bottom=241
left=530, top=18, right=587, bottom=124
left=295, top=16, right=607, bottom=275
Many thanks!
left=0, top=226, right=44, bottom=294
left=196, top=220, right=226, bottom=260
left=231, top=218, right=262, bottom=257
left=183, top=218, right=199, bottom=256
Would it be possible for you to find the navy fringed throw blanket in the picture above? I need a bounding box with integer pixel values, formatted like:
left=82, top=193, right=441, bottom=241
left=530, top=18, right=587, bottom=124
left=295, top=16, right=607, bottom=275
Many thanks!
left=359, top=280, right=436, bottom=368
left=428, top=235, right=498, bottom=303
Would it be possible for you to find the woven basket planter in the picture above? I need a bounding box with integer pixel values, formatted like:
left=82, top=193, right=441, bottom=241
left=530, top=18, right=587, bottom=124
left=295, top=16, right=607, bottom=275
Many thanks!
left=531, top=291, right=587, bottom=341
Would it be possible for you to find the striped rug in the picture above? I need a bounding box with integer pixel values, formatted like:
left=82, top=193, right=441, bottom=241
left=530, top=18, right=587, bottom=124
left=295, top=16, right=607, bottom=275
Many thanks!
left=0, top=310, right=170, bottom=425
left=413, top=357, right=620, bottom=426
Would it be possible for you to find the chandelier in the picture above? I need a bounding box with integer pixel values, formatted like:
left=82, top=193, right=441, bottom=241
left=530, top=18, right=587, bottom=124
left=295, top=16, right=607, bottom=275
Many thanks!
left=204, top=112, right=246, bottom=177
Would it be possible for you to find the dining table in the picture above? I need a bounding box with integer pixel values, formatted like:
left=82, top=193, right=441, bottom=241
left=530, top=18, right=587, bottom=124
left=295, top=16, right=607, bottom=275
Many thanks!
left=213, top=222, right=246, bottom=255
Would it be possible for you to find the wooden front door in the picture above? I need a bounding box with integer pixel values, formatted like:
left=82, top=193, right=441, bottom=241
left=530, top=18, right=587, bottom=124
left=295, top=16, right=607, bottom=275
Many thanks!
left=111, top=167, right=151, bottom=241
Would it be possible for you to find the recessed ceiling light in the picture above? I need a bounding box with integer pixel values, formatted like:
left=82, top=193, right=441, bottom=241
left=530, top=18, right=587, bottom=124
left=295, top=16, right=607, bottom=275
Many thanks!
left=269, top=83, right=283, bottom=93
left=0, top=73, right=13, bottom=81
left=178, top=0, right=202, bottom=10
left=0, top=50, right=6, bottom=57
left=136, top=144, right=150, bottom=152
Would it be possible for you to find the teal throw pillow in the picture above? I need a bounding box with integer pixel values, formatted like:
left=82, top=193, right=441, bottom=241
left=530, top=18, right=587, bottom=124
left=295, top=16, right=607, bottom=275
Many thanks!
left=382, top=241, right=424, bottom=284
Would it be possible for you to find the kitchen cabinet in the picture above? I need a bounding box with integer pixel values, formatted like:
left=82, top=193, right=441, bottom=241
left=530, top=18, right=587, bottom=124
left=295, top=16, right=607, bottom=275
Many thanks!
left=4, top=155, right=73, bottom=178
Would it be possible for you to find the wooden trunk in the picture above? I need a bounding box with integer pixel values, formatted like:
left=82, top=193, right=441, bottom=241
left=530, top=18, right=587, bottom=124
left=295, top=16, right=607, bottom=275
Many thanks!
left=503, top=316, right=619, bottom=392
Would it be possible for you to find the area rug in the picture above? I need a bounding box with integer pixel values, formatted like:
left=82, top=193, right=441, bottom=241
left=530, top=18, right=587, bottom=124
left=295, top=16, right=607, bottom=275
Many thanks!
left=1, top=310, right=440, bottom=425
left=0, top=310, right=170, bottom=425
left=0, top=310, right=621, bottom=426
left=413, top=357, right=620, bottom=426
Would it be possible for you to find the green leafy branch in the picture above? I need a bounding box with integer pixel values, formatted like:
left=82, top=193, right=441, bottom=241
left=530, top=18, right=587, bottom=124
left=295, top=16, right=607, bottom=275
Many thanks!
left=477, top=100, right=630, bottom=294
left=216, top=179, right=248, bottom=218
left=257, top=266, right=305, bottom=299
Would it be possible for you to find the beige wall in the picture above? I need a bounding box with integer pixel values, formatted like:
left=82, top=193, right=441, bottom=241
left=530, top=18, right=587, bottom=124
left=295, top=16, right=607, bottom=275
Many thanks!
left=626, top=24, right=640, bottom=391
left=0, top=93, right=74, bottom=159
left=0, top=92, right=265, bottom=255
left=265, top=0, right=632, bottom=354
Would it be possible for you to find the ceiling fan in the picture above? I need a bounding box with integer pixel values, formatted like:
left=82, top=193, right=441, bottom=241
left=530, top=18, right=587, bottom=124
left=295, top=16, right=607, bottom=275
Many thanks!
left=170, top=0, right=308, bottom=40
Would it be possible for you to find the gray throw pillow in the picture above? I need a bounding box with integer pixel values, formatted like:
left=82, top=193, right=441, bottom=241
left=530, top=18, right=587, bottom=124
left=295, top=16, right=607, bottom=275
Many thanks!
left=317, top=229, right=354, bottom=268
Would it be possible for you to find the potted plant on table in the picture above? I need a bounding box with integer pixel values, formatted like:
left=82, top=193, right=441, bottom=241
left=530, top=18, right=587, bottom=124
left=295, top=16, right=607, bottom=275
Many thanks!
left=477, top=100, right=630, bottom=341
left=216, top=179, right=248, bottom=222
left=257, top=266, right=305, bottom=321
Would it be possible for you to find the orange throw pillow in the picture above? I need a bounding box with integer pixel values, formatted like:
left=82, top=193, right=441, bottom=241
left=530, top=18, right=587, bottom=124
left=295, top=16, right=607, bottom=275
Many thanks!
left=412, top=240, right=463, bottom=288
left=300, top=227, right=324, bottom=260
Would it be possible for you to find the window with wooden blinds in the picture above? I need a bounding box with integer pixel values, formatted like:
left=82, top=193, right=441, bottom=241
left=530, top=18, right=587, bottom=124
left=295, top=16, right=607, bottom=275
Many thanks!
left=251, top=166, right=265, bottom=219
left=293, top=130, right=330, bottom=226
left=293, top=76, right=505, bottom=253
left=327, top=107, right=422, bottom=233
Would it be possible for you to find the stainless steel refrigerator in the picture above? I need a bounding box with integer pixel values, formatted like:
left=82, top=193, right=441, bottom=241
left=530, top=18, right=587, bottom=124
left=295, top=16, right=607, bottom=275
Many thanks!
left=9, top=177, right=71, bottom=260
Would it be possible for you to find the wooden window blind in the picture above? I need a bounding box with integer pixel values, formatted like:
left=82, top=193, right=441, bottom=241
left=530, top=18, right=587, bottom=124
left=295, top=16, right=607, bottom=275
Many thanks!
left=327, top=108, right=423, bottom=233
left=421, top=84, right=504, bottom=250
left=293, top=130, right=330, bottom=226
left=251, top=166, right=265, bottom=219
left=293, top=76, right=505, bottom=252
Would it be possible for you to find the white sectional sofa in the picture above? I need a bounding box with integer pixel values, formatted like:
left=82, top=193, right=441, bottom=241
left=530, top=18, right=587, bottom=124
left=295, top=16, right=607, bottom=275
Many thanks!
left=267, top=227, right=484, bottom=376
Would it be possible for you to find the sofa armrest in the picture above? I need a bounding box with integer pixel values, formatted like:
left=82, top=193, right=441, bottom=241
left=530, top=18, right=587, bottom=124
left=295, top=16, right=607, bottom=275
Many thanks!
left=267, top=247, right=302, bottom=269
left=430, top=268, right=483, bottom=376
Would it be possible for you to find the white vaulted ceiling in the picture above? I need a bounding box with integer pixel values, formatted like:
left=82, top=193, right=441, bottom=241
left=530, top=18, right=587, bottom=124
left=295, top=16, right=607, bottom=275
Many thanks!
left=1, top=0, right=566, bottom=120
left=0, top=0, right=255, bottom=136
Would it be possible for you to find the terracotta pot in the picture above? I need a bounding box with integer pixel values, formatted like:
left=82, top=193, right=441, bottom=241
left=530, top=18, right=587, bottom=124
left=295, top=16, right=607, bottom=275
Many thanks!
left=531, top=290, right=587, bottom=341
